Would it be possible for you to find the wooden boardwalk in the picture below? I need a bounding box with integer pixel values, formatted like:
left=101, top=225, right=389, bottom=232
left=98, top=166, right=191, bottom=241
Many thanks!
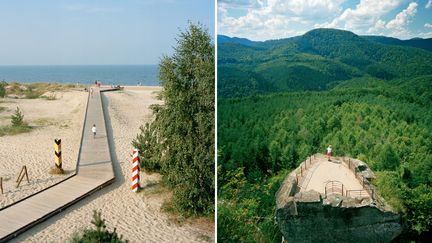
left=0, top=87, right=119, bottom=241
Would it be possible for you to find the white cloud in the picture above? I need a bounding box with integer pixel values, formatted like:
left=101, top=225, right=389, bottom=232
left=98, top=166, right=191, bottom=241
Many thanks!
left=386, top=2, right=418, bottom=30
left=218, top=0, right=346, bottom=40
left=425, top=23, right=432, bottom=28
left=270, top=0, right=345, bottom=18
left=426, top=0, right=432, bottom=8
left=219, top=0, right=424, bottom=40
left=316, top=0, right=404, bottom=32
left=367, top=19, right=386, bottom=34
left=417, top=31, right=432, bottom=38
left=389, top=29, right=412, bottom=39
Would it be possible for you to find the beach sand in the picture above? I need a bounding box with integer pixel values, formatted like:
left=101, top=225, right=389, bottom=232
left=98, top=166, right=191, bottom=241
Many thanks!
left=0, top=90, right=87, bottom=207
left=6, top=86, right=213, bottom=242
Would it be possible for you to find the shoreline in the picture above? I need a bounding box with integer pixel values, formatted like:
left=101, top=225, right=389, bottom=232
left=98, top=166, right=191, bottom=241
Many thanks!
left=0, top=65, right=161, bottom=86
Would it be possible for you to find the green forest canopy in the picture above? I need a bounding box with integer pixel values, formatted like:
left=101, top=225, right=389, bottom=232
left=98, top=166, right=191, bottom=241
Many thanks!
left=218, top=28, right=432, bottom=98
left=218, top=28, right=432, bottom=242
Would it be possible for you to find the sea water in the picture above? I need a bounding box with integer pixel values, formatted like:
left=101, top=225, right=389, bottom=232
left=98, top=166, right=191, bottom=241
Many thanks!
left=0, top=65, right=159, bottom=86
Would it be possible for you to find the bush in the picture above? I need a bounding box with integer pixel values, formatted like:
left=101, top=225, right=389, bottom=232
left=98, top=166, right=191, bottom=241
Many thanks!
left=403, top=184, right=432, bottom=234
left=0, top=81, right=6, bottom=98
left=71, top=210, right=126, bottom=243
left=11, top=107, right=24, bottom=127
left=0, top=125, right=32, bottom=136
left=132, top=123, right=161, bottom=172
left=24, top=87, right=43, bottom=99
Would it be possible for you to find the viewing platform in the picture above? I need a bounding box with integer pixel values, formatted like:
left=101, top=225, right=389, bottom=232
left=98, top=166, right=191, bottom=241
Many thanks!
left=276, top=153, right=402, bottom=242
left=295, top=154, right=375, bottom=199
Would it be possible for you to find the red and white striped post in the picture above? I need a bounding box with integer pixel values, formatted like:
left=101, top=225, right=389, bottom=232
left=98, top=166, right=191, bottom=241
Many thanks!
left=132, top=148, right=140, bottom=192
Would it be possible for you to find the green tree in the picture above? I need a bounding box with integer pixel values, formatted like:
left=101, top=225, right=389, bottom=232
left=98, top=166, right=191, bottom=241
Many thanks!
left=72, top=210, right=126, bottom=243
left=376, top=144, right=400, bottom=171
left=133, top=22, right=214, bottom=214
left=11, top=107, right=24, bottom=127
left=133, top=122, right=161, bottom=171
left=404, top=185, right=432, bottom=234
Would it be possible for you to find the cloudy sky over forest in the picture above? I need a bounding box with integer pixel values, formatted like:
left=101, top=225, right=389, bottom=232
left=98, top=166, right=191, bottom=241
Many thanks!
left=218, top=0, right=432, bottom=40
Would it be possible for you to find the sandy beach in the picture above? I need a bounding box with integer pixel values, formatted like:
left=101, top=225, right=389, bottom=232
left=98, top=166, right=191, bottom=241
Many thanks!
left=2, top=86, right=213, bottom=242
left=0, top=89, right=87, bottom=207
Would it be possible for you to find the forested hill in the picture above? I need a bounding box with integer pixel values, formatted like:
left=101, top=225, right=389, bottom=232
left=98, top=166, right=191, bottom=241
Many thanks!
left=218, top=28, right=432, bottom=98
left=362, top=36, right=432, bottom=52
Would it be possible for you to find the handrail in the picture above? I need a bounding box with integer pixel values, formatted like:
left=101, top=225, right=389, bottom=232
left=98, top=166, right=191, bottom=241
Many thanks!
left=346, top=189, right=374, bottom=198
left=325, top=180, right=344, bottom=196
left=294, top=155, right=317, bottom=185
left=342, top=157, right=376, bottom=200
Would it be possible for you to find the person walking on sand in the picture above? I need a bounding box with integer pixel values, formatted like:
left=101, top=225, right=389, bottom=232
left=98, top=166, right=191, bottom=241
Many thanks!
left=92, top=124, right=97, bottom=138
left=327, top=144, right=332, bottom=161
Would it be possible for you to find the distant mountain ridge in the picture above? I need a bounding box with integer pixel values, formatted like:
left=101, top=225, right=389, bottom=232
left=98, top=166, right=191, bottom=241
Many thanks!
left=218, top=28, right=432, bottom=98
left=218, top=30, right=432, bottom=52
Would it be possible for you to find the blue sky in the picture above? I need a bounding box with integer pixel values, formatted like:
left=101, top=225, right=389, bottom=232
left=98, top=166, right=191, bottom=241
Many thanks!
left=0, top=0, right=214, bottom=65
left=218, top=0, right=432, bottom=41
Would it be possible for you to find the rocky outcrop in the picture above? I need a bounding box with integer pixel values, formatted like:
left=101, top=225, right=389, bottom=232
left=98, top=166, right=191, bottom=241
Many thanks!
left=276, top=155, right=402, bottom=242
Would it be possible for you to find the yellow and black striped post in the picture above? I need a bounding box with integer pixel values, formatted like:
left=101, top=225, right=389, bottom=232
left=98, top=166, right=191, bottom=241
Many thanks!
left=54, top=138, right=62, bottom=169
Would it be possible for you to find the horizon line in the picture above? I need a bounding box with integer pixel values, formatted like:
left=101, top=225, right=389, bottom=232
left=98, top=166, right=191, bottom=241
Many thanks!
left=0, top=64, right=159, bottom=66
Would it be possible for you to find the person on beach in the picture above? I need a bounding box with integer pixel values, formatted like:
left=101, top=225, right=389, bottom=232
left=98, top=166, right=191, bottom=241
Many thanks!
left=92, top=124, right=97, bottom=138
left=90, top=87, right=94, bottom=98
left=327, top=144, right=332, bottom=161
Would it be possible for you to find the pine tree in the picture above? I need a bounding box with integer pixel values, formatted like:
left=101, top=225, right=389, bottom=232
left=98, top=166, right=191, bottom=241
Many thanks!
left=11, top=107, right=24, bottom=127
left=72, top=210, right=125, bottom=243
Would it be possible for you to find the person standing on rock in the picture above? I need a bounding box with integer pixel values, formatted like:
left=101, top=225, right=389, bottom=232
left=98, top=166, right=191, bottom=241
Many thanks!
left=92, top=124, right=97, bottom=138
left=327, top=144, right=332, bottom=161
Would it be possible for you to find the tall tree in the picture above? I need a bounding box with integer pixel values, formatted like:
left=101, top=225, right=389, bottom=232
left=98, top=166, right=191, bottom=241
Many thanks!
left=133, top=22, right=214, bottom=214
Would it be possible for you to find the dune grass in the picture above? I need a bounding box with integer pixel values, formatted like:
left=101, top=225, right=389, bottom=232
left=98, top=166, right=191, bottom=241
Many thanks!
left=0, top=124, right=32, bottom=137
left=5, top=82, right=80, bottom=99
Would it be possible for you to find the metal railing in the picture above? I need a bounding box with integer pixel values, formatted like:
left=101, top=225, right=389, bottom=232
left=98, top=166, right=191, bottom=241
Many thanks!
left=346, top=189, right=374, bottom=198
left=343, top=158, right=375, bottom=199
left=292, top=154, right=377, bottom=200
left=295, top=154, right=317, bottom=186
left=325, top=180, right=345, bottom=196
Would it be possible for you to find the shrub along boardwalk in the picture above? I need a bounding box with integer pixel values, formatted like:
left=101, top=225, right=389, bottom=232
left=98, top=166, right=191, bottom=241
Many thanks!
left=0, top=87, right=120, bottom=241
